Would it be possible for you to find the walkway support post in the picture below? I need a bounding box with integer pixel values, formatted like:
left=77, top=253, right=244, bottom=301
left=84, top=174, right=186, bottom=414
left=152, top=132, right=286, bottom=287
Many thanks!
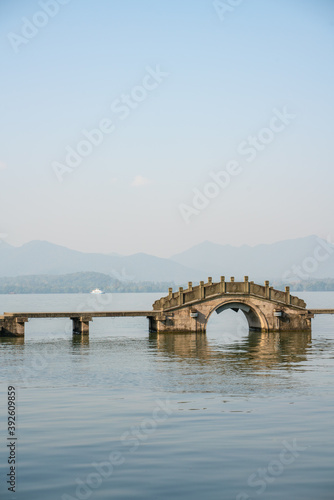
left=71, top=316, right=92, bottom=336
left=0, top=316, right=28, bottom=337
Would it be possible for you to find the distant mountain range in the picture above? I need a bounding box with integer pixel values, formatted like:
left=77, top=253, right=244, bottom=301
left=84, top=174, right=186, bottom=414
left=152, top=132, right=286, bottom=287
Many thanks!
left=171, top=235, right=334, bottom=282
left=0, top=240, right=197, bottom=282
left=0, top=235, right=334, bottom=285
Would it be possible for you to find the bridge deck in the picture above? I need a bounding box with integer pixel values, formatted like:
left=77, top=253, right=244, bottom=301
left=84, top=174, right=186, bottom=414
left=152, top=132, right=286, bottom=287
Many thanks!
left=309, top=309, right=334, bottom=315
left=2, top=308, right=333, bottom=319
left=1, top=311, right=159, bottom=319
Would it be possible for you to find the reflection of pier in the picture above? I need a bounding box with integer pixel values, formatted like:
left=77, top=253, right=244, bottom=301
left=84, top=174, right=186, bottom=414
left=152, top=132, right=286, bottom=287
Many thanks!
left=151, top=332, right=212, bottom=361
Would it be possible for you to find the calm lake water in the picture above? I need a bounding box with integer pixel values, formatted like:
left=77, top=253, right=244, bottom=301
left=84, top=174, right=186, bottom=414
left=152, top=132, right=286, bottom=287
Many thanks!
left=0, top=292, right=334, bottom=500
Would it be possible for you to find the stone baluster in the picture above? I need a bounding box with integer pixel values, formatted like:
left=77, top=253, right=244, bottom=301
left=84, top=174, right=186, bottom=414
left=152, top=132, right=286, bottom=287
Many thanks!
left=199, top=281, right=204, bottom=299
left=220, top=276, right=226, bottom=293
left=179, top=287, right=184, bottom=306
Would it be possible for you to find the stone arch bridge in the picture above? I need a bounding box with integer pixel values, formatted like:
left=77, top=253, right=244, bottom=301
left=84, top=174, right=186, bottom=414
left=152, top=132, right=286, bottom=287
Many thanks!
left=150, top=276, right=316, bottom=333
left=1, top=276, right=332, bottom=337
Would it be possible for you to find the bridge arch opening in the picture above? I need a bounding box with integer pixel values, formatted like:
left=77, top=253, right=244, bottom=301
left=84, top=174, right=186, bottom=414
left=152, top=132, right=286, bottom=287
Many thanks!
left=215, top=302, right=262, bottom=331
left=206, top=308, right=249, bottom=344
left=205, top=301, right=267, bottom=336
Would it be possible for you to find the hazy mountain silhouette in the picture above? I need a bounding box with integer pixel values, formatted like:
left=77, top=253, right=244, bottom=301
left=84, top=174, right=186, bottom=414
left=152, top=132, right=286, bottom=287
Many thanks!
left=0, top=240, right=197, bottom=282
left=171, top=235, right=334, bottom=282
left=1, top=236, right=334, bottom=284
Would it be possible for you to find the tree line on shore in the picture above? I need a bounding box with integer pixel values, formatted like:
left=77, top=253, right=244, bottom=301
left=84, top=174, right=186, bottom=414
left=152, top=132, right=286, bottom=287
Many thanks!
left=0, top=272, right=334, bottom=294
left=0, top=272, right=173, bottom=294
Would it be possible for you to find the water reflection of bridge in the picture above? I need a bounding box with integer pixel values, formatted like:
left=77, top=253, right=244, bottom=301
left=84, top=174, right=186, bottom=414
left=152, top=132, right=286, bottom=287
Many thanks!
left=1, top=330, right=312, bottom=366
left=148, top=331, right=312, bottom=369
left=0, top=331, right=316, bottom=385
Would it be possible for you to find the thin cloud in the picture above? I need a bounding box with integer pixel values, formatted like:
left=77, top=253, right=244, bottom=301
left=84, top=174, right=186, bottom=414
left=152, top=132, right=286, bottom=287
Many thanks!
left=0, top=161, right=7, bottom=171
left=131, top=175, right=153, bottom=187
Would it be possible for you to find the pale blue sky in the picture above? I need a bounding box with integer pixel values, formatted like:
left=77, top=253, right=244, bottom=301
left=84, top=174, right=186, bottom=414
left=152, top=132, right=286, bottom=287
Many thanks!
left=0, top=0, right=333, bottom=256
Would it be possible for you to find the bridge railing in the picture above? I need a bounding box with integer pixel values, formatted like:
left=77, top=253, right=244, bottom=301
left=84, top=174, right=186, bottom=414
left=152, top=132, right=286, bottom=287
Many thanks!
left=152, top=276, right=306, bottom=310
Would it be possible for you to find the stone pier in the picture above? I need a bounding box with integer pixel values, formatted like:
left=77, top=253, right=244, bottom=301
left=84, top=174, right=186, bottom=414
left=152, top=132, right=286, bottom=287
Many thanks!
left=71, top=316, right=92, bottom=335
left=0, top=316, right=28, bottom=337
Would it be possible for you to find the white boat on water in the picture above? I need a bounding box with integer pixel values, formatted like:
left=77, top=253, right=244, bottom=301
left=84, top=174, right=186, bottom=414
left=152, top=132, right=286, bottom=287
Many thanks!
left=90, top=288, right=104, bottom=294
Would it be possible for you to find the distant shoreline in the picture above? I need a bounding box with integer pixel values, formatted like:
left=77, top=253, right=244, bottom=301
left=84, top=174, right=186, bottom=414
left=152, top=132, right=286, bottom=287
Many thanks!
left=0, top=272, right=173, bottom=295
left=1, top=272, right=334, bottom=294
